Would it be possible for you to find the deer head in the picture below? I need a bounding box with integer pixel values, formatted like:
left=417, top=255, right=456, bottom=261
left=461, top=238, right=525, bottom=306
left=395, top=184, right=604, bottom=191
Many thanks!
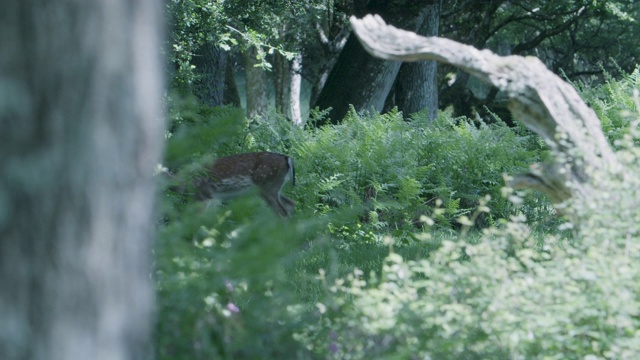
left=172, top=152, right=296, bottom=217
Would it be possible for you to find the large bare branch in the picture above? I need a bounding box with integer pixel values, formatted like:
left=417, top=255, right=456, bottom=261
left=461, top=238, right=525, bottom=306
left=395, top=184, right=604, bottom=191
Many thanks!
left=350, top=14, right=623, bottom=205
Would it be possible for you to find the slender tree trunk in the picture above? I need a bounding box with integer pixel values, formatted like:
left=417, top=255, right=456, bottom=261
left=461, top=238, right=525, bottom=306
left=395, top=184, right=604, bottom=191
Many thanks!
left=393, top=1, right=440, bottom=120
left=0, top=1, right=164, bottom=359
left=274, top=21, right=303, bottom=126
left=242, top=46, right=269, bottom=119
left=309, top=63, right=332, bottom=109
left=288, top=53, right=303, bottom=125
left=274, top=52, right=303, bottom=125
left=274, top=52, right=290, bottom=115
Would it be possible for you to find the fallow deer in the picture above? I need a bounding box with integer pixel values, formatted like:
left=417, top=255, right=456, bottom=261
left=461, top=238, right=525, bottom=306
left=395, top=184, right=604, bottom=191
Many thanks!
left=170, top=152, right=296, bottom=217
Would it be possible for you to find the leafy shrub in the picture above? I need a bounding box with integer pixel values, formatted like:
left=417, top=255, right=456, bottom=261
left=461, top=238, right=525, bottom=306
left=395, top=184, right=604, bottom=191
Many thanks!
left=156, top=197, right=323, bottom=359
left=295, top=214, right=640, bottom=359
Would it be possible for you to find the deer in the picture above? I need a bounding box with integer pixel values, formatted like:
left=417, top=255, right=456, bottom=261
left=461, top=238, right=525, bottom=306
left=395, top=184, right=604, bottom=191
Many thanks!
left=168, top=152, right=296, bottom=217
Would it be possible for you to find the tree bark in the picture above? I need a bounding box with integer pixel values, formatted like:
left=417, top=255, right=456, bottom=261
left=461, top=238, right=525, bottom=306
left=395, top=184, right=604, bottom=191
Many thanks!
left=242, top=46, right=269, bottom=119
left=192, top=41, right=227, bottom=107
left=0, top=1, right=163, bottom=359
left=224, top=59, right=241, bottom=107
left=350, top=14, right=622, bottom=209
left=274, top=52, right=289, bottom=116
left=392, top=1, right=440, bottom=120
left=274, top=50, right=299, bottom=123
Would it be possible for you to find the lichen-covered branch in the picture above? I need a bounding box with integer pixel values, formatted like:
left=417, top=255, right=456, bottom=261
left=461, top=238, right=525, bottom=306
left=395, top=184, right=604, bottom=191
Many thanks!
left=350, top=14, right=623, bottom=205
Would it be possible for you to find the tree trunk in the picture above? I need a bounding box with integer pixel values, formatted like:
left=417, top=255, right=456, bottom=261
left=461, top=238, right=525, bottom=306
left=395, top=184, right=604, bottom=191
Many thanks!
left=288, top=53, right=303, bottom=125
left=242, top=46, right=269, bottom=119
left=438, top=0, right=501, bottom=120
left=274, top=52, right=290, bottom=116
left=307, top=18, right=350, bottom=108
left=314, top=33, right=401, bottom=124
left=193, top=43, right=240, bottom=107
left=313, top=2, right=431, bottom=125
left=350, top=14, right=623, bottom=212
left=392, top=1, right=440, bottom=120
left=224, top=58, right=241, bottom=107
left=193, top=41, right=227, bottom=107
left=0, top=1, right=163, bottom=359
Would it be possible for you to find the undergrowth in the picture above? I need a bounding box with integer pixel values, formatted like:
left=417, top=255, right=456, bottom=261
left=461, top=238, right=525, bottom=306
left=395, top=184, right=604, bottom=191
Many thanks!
left=155, top=68, right=640, bottom=359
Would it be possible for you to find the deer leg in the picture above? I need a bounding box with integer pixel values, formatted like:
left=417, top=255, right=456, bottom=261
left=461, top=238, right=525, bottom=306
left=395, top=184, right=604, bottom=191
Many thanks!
left=261, top=192, right=291, bottom=217
left=280, top=195, right=295, bottom=216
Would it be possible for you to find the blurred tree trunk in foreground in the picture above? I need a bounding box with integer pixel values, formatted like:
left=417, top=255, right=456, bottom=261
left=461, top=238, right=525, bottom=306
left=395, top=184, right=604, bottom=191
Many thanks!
left=0, top=1, right=164, bottom=359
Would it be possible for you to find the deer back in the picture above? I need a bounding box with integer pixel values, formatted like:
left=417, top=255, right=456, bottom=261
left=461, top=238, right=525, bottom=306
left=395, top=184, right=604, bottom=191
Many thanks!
left=195, top=152, right=294, bottom=200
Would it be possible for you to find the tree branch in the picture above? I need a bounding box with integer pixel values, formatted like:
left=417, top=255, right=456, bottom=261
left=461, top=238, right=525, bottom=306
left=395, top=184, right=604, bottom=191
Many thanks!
left=350, top=14, right=623, bottom=206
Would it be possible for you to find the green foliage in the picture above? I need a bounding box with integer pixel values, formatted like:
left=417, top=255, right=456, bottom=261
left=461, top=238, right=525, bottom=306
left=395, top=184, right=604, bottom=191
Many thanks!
left=297, top=214, right=640, bottom=359
left=447, top=0, right=639, bottom=80
left=156, top=72, right=640, bottom=359
left=167, top=0, right=327, bottom=92
left=576, top=66, right=640, bottom=146
left=166, top=0, right=228, bottom=91
left=290, top=70, right=640, bottom=360
left=155, top=203, right=314, bottom=359
left=155, top=100, right=546, bottom=358
left=294, top=107, right=546, bottom=236
left=155, top=97, right=547, bottom=358
left=571, top=96, right=640, bottom=243
left=164, top=98, right=301, bottom=169
left=165, top=99, right=245, bottom=167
